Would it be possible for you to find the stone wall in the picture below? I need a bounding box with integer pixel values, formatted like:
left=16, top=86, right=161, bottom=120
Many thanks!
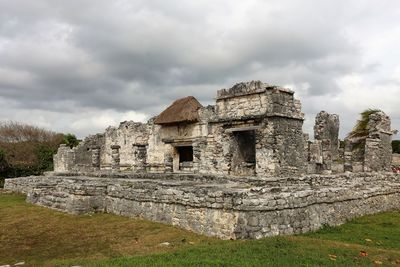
left=308, top=111, right=340, bottom=174
left=103, top=121, right=149, bottom=169
left=52, top=81, right=394, bottom=178
left=216, top=81, right=269, bottom=119
left=314, top=111, right=340, bottom=158
left=199, top=81, right=306, bottom=177
left=364, top=112, right=393, bottom=172
left=74, top=134, right=104, bottom=172
left=308, top=110, right=396, bottom=174
left=215, top=81, right=303, bottom=120
left=53, top=134, right=104, bottom=172
left=146, top=121, right=166, bottom=172
left=5, top=172, right=400, bottom=239
left=53, top=144, right=75, bottom=172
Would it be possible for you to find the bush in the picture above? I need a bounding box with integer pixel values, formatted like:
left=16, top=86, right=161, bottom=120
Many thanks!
left=0, top=121, right=76, bottom=180
left=37, top=145, right=57, bottom=172
left=0, top=149, right=9, bottom=188
left=0, top=148, right=8, bottom=172
left=393, top=140, right=400, bottom=154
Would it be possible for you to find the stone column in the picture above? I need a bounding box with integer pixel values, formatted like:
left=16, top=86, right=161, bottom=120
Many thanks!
left=364, top=111, right=393, bottom=172
left=91, top=146, right=101, bottom=171
left=164, top=153, right=173, bottom=173
left=133, top=144, right=147, bottom=172
left=321, top=139, right=332, bottom=172
left=344, top=139, right=353, bottom=172
left=192, top=139, right=205, bottom=173
left=314, top=111, right=340, bottom=160
left=54, top=144, right=75, bottom=172
left=111, top=145, right=121, bottom=171
left=313, top=111, right=339, bottom=174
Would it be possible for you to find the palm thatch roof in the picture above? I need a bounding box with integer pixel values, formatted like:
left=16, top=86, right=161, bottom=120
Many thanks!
left=154, top=96, right=203, bottom=125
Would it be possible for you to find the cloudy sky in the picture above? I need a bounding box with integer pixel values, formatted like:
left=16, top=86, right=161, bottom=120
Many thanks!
left=0, top=0, right=399, bottom=139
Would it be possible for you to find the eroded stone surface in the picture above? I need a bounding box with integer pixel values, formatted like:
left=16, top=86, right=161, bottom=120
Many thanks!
left=29, top=81, right=399, bottom=240
left=53, top=81, right=306, bottom=177
left=53, top=82, right=395, bottom=178
left=5, top=172, right=400, bottom=239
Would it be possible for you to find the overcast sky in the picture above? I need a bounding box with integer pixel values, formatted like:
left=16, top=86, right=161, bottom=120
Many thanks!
left=0, top=0, right=399, bottom=139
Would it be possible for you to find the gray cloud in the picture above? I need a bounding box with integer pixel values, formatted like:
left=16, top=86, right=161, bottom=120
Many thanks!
left=0, top=0, right=399, bottom=138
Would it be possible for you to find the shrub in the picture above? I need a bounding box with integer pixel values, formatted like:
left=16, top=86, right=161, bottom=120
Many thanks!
left=393, top=140, right=400, bottom=154
left=0, top=121, right=75, bottom=179
left=37, top=145, right=57, bottom=172
left=0, top=148, right=8, bottom=172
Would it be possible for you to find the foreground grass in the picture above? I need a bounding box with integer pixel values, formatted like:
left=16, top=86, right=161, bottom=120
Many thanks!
left=1, top=190, right=400, bottom=266
left=0, top=191, right=215, bottom=266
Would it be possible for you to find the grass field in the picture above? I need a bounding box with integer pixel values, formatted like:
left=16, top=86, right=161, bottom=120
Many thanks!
left=1, top=190, right=400, bottom=266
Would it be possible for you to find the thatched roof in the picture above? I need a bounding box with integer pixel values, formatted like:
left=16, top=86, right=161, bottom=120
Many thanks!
left=154, top=96, right=203, bottom=125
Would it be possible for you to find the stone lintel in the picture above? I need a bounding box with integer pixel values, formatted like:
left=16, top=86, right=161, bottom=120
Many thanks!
left=265, top=113, right=304, bottom=121
left=162, top=138, right=197, bottom=145
left=132, top=143, right=147, bottom=147
left=172, top=142, right=193, bottom=147
left=225, top=126, right=262, bottom=133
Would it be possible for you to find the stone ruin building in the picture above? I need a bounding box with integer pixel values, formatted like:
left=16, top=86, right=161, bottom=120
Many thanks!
left=53, top=81, right=395, bottom=177
left=5, top=81, right=400, bottom=240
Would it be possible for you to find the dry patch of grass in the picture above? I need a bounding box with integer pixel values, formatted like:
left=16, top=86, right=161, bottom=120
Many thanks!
left=0, top=192, right=216, bottom=266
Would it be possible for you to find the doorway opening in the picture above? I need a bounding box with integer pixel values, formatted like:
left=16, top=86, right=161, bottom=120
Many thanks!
left=231, top=130, right=256, bottom=175
left=174, top=145, right=194, bottom=172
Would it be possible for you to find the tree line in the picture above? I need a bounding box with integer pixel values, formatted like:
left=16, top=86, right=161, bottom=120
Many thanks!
left=0, top=121, right=79, bottom=187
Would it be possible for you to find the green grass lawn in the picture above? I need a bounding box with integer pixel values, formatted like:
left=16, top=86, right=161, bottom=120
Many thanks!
left=1, top=190, right=400, bottom=267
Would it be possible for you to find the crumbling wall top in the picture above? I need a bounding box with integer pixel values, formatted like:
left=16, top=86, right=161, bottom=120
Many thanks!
left=314, top=111, right=340, bottom=141
left=367, top=111, right=393, bottom=137
left=216, top=80, right=294, bottom=100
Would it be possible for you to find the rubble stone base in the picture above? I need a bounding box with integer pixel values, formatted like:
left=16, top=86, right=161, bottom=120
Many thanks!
left=4, top=172, right=400, bottom=239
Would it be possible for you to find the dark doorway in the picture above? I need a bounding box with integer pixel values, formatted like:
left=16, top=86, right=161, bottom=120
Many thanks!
left=234, top=130, right=256, bottom=163
left=177, top=146, right=193, bottom=162
left=231, top=130, right=256, bottom=175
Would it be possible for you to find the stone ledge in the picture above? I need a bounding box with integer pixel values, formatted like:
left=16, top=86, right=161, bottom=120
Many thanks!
left=4, top=172, right=400, bottom=239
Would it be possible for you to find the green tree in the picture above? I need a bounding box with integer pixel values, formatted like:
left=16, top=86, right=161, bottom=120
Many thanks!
left=0, top=148, right=9, bottom=187
left=393, top=140, right=400, bottom=154
left=63, top=133, right=80, bottom=148
left=37, top=145, right=57, bottom=172
left=0, top=148, right=8, bottom=172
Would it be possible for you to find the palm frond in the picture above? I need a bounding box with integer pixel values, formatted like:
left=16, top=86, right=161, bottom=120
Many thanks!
left=347, top=109, right=381, bottom=138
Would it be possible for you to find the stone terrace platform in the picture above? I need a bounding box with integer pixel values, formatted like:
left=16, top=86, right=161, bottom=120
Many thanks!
left=4, top=172, right=400, bottom=239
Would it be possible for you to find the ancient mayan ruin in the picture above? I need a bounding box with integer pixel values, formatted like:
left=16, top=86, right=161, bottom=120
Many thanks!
left=5, top=81, right=400, bottom=239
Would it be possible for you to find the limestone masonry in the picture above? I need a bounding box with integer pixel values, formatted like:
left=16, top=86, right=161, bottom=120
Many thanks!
left=5, top=81, right=399, bottom=239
